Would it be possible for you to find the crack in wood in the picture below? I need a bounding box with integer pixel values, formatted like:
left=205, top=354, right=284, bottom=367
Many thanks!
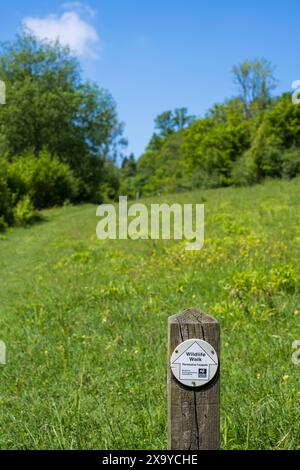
left=193, top=389, right=200, bottom=449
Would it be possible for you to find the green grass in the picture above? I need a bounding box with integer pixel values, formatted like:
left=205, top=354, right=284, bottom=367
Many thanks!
left=0, top=178, right=300, bottom=449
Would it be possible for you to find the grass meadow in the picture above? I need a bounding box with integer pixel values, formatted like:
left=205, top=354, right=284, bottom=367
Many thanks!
left=0, top=178, right=300, bottom=449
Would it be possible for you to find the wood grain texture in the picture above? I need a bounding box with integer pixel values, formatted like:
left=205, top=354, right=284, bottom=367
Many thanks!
left=168, top=307, right=220, bottom=450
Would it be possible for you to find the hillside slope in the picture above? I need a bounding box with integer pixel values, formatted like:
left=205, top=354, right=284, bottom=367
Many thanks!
left=0, top=179, right=300, bottom=449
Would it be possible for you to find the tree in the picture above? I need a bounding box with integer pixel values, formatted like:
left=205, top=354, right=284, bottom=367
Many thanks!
left=154, top=108, right=195, bottom=137
left=121, top=153, right=137, bottom=177
left=245, top=93, right=300, bottom=180
left=132, top=132, right=186, bottom=195
left=154, top=111, right=175, bottom=136
left=232, top=59, right=277, bottom=113
left=182, top=111, right=251, bottom=187
left=145, top=108, right=195, bottom=154
left=173, top=107, right=195, bottom=130
left=0, top=33, right=125, bottom=199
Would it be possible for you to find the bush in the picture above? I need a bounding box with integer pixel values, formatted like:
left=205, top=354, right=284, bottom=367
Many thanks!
left=0, top=216, right=8, bottom=233
left=231, top=151, right=258, bottom=186
left=0, top=164, right=14, bottom=226
left=13, top=195, right=38, bottom=226
left=7, top=151, right=79, bottom=209
left=247, top=129, right=283, bottom=179
left=282, top=148, right=300, bottom=178
left=30, top=152, right=79, bottom=208
left=0, top=151, right=80, bottom=228
left=260, top=144, right=283, bottom=178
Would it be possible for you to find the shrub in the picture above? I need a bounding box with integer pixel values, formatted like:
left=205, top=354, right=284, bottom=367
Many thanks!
left=7, top=151, right=79, bottom=209
left=0, top=216, right=8, bottom=233
left=0, top=165, right=14, bottom=226
left=13, top=195, right=38, bottom=226
left=247, top=129, right=283, bottom=179
left=1, top=151, right=80, bottom=228
left=30, top=151, right=79, bottom=208
left=231, top=151, right=258, bottom=186
left=282, top=148, right=300, bottom=178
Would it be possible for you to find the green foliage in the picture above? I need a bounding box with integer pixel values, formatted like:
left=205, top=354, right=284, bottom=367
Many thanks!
left=0, top=164, right=14, bottom=225
left=30, top=152, right=79, bottom=208
left=7, top=151, right=79, bottom=208
left=121, top=154, right=137, bottom=178
left=183, top=113, right=252, bottom=186
left=125, top=86, right=300, bottom=197
left=282, top=148, right=300, bottom=178
left=99, top=160, right=121, bottom=202
left=0, top=34, right=123, bottom=165
left=0, top=216, right=8, bottom=233
left=127, top=98, right=255, bottom=196
left=0, top=151, right=82, bottom=229
left=13, top=195, right=37, bottom=226
left=0, top=33, right=124, bottom=218
left=246, top=94, right=300, bottom=179
left=231, top=151, right=258, bottom=186
left=154, top=108, right=195, bottom=137
left=232, top=58, right=277, bottom=113
left=128, top=132, right=188, bottom=196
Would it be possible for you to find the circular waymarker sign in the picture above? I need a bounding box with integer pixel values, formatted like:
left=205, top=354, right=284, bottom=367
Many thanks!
left=170, top=338, right=218, bottom=388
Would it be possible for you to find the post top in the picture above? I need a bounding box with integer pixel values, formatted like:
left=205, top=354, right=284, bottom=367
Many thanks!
left=168, top=307, right=218, bottom=325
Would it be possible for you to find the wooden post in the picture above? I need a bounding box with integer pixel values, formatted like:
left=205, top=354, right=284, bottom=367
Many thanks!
left=168, top=307, right=220, bottom=450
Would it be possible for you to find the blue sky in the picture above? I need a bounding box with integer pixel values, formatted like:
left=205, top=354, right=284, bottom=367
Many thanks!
left=0, top=0, right=299, bottom=157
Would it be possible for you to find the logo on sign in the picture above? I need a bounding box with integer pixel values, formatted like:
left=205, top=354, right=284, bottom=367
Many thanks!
left=198, top=367, right=208, bottom=378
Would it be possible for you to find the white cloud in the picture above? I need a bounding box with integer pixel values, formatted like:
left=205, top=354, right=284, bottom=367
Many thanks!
left=60, top=2, right=97, bottom=19
left=22, top=6, right=100, bottom=59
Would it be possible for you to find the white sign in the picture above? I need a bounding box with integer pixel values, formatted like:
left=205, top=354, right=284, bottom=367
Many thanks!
left=0, top=81, right=5, bottom=105
left=170, top=339, right=218, bottom=388
left=0, top=340, right=6, bottom=365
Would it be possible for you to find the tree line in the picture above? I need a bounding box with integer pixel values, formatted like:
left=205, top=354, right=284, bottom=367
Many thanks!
left=121, top=59, right=300, bottom=196
left=1, top=33, right=299, bottom=230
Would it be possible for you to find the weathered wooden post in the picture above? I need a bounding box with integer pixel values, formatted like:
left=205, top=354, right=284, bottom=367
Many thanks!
left=168, top=307, right=220, bottom=450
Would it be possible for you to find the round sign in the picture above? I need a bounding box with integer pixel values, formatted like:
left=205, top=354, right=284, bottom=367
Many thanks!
left=170, top=338, right=218, bottom=388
